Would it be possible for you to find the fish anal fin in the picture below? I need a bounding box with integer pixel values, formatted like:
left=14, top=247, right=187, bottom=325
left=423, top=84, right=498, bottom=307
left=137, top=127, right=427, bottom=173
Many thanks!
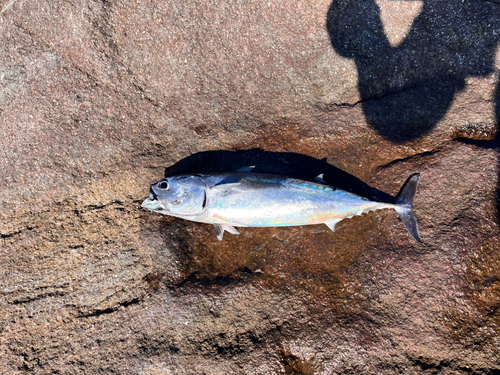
left=214, top=224, right=240, bottom=241
left=325, top=218, right=342, bottom=232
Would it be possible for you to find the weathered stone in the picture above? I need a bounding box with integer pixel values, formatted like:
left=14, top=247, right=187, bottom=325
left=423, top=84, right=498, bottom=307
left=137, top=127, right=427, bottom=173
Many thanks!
left=1, top=0, right=500, bottom=373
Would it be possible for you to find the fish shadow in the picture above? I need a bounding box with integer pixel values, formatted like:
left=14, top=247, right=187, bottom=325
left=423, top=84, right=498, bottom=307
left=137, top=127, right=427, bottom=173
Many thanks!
left=165, top=149, right=395, bottom=203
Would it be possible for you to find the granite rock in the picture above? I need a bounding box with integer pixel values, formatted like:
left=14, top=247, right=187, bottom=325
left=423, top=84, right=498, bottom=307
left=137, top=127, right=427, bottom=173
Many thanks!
left=1, top=0, right=500, bottom=373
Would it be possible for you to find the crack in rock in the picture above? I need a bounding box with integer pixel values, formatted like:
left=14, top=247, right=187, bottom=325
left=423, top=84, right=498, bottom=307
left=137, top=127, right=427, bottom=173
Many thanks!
left=377, top=149, right=440, bottom=170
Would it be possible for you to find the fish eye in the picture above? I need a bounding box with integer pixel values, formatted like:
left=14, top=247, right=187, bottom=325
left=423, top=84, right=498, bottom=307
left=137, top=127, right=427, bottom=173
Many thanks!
left=158, top=180, right=169, bottom=190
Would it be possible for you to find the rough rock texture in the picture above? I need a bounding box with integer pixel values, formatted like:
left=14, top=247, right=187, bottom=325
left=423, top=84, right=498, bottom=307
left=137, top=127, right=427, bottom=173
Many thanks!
left=1, top=0, right=500, bottom=373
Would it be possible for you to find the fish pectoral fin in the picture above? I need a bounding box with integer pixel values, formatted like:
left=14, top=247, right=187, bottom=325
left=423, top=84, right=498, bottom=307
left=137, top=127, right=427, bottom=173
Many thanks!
left=233, top=166, right=255, bottom=173
left=211, top=177, right=256, bottom=194
left=211, top=182, right=242, bottom=194
left=325, top=219, right=343, bottom=232
left=211, top=174, right=246, bottom=194
left=214, top=224, right=240, bottom=241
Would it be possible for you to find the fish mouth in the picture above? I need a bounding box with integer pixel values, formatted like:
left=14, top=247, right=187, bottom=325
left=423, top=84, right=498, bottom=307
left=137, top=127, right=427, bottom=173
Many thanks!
left=150, top=187, right=158, bottom=200
left=141, top=187, right=167, bottom=212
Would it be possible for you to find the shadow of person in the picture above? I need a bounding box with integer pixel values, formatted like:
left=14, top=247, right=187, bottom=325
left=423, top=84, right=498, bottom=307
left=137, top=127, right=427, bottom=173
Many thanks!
left=327, top=0, right=500, bottom=143
left=164, top=149, right=394, bottom=202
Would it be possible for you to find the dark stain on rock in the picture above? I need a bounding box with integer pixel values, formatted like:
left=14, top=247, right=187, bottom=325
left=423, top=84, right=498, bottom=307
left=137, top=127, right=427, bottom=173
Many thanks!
left=279, top=345, right=318, bottom=375
left=142, top=272, right=165, bottom=292
left=193, top=124, right=208, bottom=135
left=408, top=355, right=450, bottom=373
left=445, top=236, right=500, bottom=350
left=240, top=119, right=319, bottom=155
left=159, top=210, right=388, bottom=317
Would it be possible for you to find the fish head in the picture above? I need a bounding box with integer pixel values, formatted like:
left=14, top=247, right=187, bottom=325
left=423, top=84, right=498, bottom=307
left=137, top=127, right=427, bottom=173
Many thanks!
left=142, top=175, right=206, bottom=216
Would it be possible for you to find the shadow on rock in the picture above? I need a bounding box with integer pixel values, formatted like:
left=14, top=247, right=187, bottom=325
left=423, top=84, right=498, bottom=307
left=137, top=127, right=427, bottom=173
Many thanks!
left=164, top=148, right=393, bottom=202
left=326, top=0, right=500, bottom=143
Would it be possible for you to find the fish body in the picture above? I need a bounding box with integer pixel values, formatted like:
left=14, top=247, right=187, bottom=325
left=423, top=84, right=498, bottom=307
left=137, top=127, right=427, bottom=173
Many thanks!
left=142, top=170, right=421, bottom=242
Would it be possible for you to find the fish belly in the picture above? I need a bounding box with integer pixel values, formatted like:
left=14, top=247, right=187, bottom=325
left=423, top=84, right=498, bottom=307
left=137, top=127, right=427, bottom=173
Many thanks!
left=205, top=180, right=379, bottom=227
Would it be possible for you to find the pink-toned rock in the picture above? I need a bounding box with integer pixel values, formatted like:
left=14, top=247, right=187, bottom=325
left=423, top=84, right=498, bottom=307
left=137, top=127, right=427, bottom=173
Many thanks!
left=1, top=0, right=500, bottom=373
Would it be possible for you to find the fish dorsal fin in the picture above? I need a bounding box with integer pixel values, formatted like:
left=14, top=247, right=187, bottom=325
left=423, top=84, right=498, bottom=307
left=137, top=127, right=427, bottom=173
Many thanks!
left=324, top=218, right=342, bottom=232
left=314, top=174, right=326, bottom=184
left=214, top=224, right=240, bottom=241
left=233, top=166, right=255, bottom=173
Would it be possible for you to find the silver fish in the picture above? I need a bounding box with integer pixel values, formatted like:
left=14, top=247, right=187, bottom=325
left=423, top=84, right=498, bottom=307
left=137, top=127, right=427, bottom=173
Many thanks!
left=142, top=166, right=422, bottom=242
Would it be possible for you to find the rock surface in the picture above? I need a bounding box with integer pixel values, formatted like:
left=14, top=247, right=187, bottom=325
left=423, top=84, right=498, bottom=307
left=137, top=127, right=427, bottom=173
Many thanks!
left=1, top=0, right=500, bottom=373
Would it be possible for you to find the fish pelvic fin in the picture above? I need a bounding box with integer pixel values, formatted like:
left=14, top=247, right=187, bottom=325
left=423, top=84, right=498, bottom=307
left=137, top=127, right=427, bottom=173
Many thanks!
left=394, top=173, right=422, bottom=243
left=214, top=224, right=240, bottom=241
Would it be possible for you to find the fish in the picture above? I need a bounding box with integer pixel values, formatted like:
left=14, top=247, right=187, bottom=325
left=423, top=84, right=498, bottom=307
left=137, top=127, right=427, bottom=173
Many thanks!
left=141, top=166, right=422, bottom=242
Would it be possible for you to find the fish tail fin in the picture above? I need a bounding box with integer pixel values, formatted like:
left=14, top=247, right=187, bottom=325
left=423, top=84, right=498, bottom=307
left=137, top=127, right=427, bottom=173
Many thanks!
left=394, top=173, right=422, bottom=243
